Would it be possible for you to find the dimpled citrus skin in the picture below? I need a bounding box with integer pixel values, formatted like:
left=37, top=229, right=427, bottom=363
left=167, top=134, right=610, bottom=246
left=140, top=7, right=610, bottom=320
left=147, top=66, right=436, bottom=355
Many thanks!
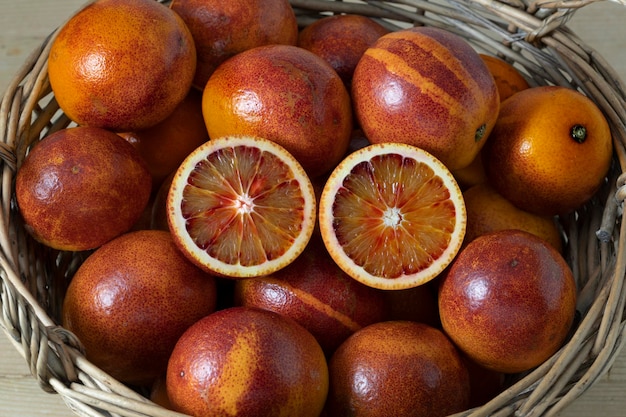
left=62, top=230, right=217, bottom=385
left=479, top=54, right=530, bottom=102
left=351, top=26, right=500, bottom=171
left=48, top=0, right=196, bottom=132
left=15, top=126, right=152, bottom=251
left=326, top=321, right=470, bottom=417
left=438, top=230, right=577, bottom=374
left=120, top=89, right=209, bottom=192
left=234, top=235, right=387, bottom=356
left=166, top=306, right=329, bottom=417
left=484, top=85, right=613, bottom=216
left=297, top=14, right=390, bottom=86
left=202, top=44, right=353, bottom=179
left=170, top=0, right=298, bottom=89
left=463, top=182, right=563, bottom=253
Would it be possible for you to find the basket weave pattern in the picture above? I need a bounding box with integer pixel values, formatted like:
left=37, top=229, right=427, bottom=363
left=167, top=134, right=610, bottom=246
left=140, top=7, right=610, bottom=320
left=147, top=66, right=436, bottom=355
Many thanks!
left=2, top=0, right=626, bottom=416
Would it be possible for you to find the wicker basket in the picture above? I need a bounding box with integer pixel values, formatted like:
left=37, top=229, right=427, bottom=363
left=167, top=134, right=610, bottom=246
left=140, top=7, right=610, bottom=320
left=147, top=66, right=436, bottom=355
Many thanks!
left=2, top=0, right=626, bottom=416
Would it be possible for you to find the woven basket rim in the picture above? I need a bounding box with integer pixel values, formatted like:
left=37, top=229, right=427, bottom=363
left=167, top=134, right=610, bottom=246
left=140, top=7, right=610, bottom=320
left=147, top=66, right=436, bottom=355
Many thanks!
left=2, top=1, right=626, bottom=416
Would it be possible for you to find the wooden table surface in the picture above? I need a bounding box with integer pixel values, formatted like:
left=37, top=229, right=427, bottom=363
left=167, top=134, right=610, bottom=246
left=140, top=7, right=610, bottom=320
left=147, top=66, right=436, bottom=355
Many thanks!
left=2, top=1, right=626, bottom=416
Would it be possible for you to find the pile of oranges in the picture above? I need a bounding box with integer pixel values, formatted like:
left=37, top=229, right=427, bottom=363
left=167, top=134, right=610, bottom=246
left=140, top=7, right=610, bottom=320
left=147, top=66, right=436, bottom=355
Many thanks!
left=14, top=0, right=615, bottom=416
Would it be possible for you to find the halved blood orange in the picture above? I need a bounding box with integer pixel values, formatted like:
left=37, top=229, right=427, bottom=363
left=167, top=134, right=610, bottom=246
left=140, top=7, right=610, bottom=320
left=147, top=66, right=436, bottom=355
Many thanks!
left=319, top=143, right=466, bottom=290
left=167, top=135, right=316, bottom=278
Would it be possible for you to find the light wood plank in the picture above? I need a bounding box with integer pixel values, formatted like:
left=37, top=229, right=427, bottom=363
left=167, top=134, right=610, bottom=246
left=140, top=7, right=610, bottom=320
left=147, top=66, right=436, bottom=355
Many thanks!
left=0, top=1, right=88, bottom=94
left=0, top=357, right=73, bottom=417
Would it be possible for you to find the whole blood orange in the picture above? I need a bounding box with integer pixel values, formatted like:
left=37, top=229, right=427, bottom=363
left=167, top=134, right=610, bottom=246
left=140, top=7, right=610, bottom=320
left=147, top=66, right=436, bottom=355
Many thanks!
left=170, top=0, right=298, bottom=89
left=438, top=229, right=577, bottom=373
left=318, top=143, right=466, bottom=290
left=120, top=89, right=209, bottom=192
left=450, top=151, right=488, bottom=190
left=463, top=182, right=563, bottom=252
left=202, top=44, right=353, bottom=179
left=167, top=135, right=316, bottom=278
left=326, top=321, right=470, bottom=417
left=298, top=14, right=389, bottom=86
left=483, top=85, right=613, bottom=216
left=166, top=306, right=328, bottom=417
left=15, top=126, right=151, bottom=251
left=48, top=0, right=196, bottom=132
left=479, top=54, right=530, bottom=102
left=351, top=26, right=500, bottom=171
left=62, top=230, right=217, bottom=385
left=234, top=235, right=387, bottom=356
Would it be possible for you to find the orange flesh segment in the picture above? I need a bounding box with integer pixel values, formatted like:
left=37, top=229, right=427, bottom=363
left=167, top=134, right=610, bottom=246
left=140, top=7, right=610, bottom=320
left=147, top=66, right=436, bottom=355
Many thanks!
left=180, top=145, right=305, bottom=267
left=332, top=153, right=456, bottom=278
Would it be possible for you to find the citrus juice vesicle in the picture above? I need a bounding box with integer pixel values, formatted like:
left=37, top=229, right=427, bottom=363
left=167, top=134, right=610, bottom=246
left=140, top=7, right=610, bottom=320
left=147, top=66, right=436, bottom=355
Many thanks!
left=167, top=135, right=317, bottom=278
left=319, top=143, right=466, bottom=290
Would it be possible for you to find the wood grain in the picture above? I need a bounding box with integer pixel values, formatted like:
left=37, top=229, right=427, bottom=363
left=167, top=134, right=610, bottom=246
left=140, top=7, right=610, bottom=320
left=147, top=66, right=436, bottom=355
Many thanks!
left=2, top=1, right=626, bottom=416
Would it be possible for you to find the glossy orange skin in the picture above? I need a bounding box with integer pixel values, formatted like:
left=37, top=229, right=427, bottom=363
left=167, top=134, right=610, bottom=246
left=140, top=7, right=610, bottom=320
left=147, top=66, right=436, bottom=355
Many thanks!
left=463, top=183, right=563, bottom=252
left=171, top=0, right=298, bottom=89
left=120, top=89, right=209, bottom=192
left=166, top=306, right=329, bottom=417
left=352, top=26, right=500, bottom=171
left=484, top=86, right=613, bottom=215
left=452, top=53, right=532, bottom=189
left=479, top=54, right=530, bottom=102
left=202, top=44, right=353, bottom=178
left=234, top=235, right=387, bottom=356
left=62, top=230, right=217, bottom=385
left=298, top=14, right=390, bottom=86
left=15, top=126, right=152, bottom=251
left=451, top=52, right=531, bottom=188
left=438, top=230, right=577, bottom=373
left=48, top=0, right=196, bottom=132
left=326, top=321, right=470, bottom=417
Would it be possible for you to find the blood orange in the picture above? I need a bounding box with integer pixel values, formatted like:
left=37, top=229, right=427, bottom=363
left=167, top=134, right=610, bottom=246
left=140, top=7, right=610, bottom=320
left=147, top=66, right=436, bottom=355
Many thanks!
left=438, top=229, right=577, bottom=373
left=48, top=0, right=196, bottom=132
left=61, top=230, right=217, bottom=385
left=167, top=135, right=316, bottom=278
left=351, top=26, right=499, bottom=171
left=201, top=44, right=353, bottom=179
left=15, top=126, right=152, bottom=251
left=318, top=143, right=466, bottom=290
left=483, top=85, right=612, bottom=216
left=233, top=235, right=387, bottom=355
left=166, top=306, right=328, bottom=417
left=326, top=321, right=470, bottom=417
